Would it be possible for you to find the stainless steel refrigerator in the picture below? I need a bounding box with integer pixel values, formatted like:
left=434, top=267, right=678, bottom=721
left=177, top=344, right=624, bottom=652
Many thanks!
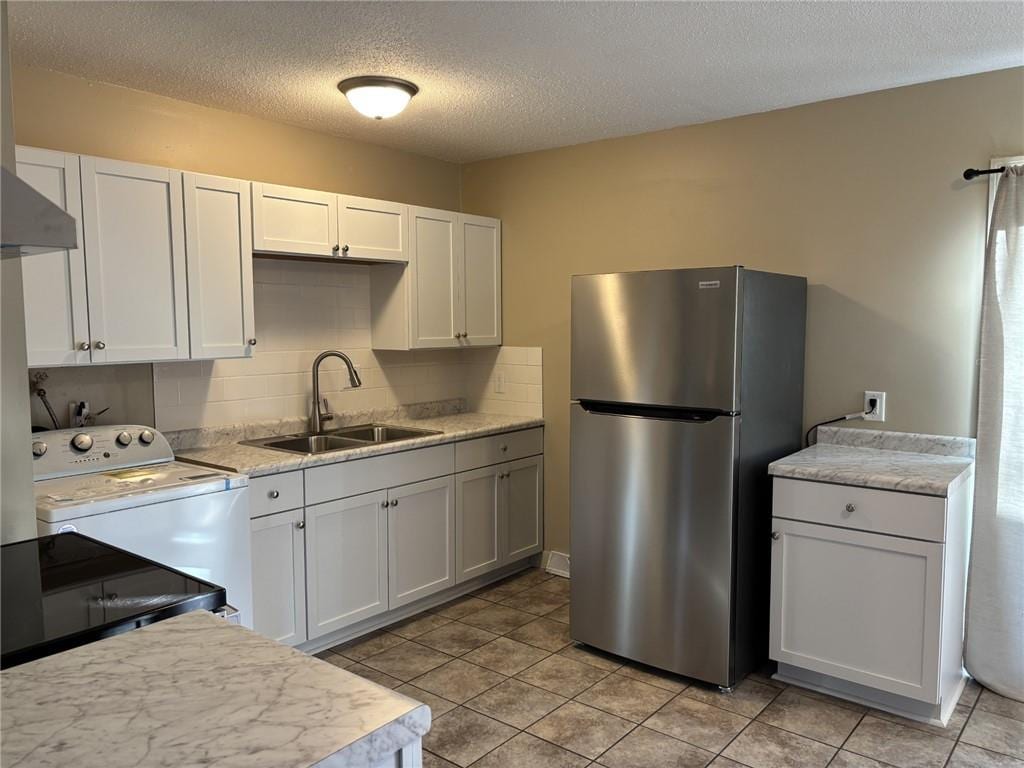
left=570, top=266, right=806, bottom=689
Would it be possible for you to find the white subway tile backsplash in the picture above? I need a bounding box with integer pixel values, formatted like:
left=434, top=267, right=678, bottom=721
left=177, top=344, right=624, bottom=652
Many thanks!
left=152, top=259, right=543, bottom=430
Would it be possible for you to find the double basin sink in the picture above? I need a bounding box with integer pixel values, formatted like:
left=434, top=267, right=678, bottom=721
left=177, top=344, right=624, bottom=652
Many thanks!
left=242, top=424, right=442, bottom=456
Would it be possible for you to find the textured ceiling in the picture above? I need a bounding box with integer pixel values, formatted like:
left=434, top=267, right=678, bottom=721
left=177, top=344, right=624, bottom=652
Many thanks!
left=9, top=1, right=1023, bottom=163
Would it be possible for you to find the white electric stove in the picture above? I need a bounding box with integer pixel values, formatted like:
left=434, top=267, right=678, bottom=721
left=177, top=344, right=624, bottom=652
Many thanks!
left=32, top=425, right=253, bottom=627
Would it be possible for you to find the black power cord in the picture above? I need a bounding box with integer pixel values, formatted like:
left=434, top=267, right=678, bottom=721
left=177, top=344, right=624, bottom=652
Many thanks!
left=805, top=397, right=879, bottom=447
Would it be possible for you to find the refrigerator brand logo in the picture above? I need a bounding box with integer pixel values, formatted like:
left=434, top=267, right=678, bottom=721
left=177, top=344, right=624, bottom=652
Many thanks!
left=698, top=280, right=721, bottom=289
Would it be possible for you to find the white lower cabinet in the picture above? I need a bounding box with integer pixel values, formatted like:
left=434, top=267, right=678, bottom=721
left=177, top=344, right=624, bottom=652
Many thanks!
left=250, top=509, right=307, bottom=647
left=769, top=476, right=972, bottom=725
left=770, top=517, right=943, bottom=702
left=456, top=466, right=502, bottom=582
left=388, top=476, right=455, bottom=609
left=306, top=490, right=389, bottom=640
left=455, top=454, right=544, bottom=583
left=245, top=430, right=543, bottom=647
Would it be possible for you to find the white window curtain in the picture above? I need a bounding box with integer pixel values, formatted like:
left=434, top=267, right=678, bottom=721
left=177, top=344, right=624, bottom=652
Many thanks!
left=965, top=164, right=1024, bottom=701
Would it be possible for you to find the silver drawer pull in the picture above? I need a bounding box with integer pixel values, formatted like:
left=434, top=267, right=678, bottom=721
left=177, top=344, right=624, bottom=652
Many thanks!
left=844, top=503, right=856, bottom=514
left=268, top=490, right=280, bottom=499
left=771, top=531, right=780, bottom=540
left=296, top=521, right=305, bottom=530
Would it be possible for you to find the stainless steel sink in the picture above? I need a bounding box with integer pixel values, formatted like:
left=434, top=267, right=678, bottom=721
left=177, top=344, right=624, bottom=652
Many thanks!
left=330, top=424, right=441, bottom=443
left=252, top=434, right=369, bottom=455
left=241, top=423, right=441, bottom=456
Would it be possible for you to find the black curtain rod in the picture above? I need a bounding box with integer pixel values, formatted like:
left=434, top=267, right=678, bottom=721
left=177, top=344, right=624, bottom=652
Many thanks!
left=964, top=166, right=1006, bottom=181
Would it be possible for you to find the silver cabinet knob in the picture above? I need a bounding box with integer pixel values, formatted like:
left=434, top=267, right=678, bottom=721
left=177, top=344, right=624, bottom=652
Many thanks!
left=70, top=433, right=93, bottom=452
left=844, top=503, right=856, bottom=514
left=78, top=341, right=90, bottom=351
left=32, top=441, right=47, bottom=458
left=94, top=341, right=106, bottom=350
left=500, top=444, right=508, bottom=452
left=115, top=431, right=133, bottom=447
left=296, top=521, right=305, bottom=530
left=390, top=499, right=399, bottom=507
left=139, top=429, right=155, bottom=445
left=381, top=500, right=389, bottom=509
left=248, top=338, right=257, bottom=346
left=268, top=490, right=280, bottom=499
left=332, top=244, right=340, bottom=252
left=341, top=244, right=350, bottom=254
left=771, top=531, right=781, bottom=540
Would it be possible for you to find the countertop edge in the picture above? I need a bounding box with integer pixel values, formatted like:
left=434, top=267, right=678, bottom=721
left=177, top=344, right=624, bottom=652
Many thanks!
left=178, top=415, right=545, bottom=477
left=768, top=453, right=975, bottom=498
left=313, top=705, right=431, bottom=768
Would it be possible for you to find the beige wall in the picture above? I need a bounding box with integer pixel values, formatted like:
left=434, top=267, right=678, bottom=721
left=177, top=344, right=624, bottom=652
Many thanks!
left=12, top=66, right=461, bottom=209
left=461, top=67, right=1024, bottom=553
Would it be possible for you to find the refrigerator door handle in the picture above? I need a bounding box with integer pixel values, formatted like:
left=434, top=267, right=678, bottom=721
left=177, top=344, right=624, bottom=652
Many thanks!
left=576, top=399, right=735, bottom=422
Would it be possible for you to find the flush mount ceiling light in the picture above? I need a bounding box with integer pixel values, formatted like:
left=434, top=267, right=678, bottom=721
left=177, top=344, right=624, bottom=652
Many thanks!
left=337, top=76, right=419, bottom=120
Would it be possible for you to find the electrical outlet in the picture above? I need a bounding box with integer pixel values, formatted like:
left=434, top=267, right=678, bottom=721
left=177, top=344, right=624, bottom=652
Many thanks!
left=864, top=391, right=886, bottom=422
left=494, top=371, right=506, bottom=394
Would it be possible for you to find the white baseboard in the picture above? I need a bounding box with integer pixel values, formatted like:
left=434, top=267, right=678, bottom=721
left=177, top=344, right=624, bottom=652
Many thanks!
left=542, top=550, right=571, bottom=578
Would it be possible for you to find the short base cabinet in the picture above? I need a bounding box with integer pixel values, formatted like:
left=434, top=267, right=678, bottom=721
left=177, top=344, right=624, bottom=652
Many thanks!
left=388, top=476, right=455, bottom=609
left=769, top=475, right=972, bottom=725
left=250, top=509, right=307, bottom=647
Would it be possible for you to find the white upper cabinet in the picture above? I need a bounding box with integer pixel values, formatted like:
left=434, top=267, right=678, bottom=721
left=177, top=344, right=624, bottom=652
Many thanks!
left=338, top=194, right=408, bottom=263
left=80, top=156, right=189, bottom=363
left=16, top=147, right=90, bottom=366
left=370, top=209, right=501, bottom=350
left=252, top=182, right=338, bottom=257
left=183, top=173, right=256, bottom=359
left=409, top=206, right=461, bottom=348
left=461, top=214, right=502, bottom=347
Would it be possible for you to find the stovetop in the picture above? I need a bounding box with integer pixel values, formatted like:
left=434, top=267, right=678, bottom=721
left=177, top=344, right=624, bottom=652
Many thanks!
left=1, top=533, right=226, bottom=669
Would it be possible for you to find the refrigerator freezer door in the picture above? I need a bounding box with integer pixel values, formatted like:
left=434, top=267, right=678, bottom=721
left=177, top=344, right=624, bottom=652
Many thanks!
left=569, top=402, right=738, bottom=685
left=571, top=267, right=741, bottom=411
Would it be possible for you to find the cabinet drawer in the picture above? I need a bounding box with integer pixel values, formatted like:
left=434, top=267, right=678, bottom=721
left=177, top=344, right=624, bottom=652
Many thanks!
left=305, top=444, right=455, bottom=506
left=455, top=428, right=543, bottom=473
left=249, top=472, right=304, bottom=518
left=773, top=477, right=947, bottom=542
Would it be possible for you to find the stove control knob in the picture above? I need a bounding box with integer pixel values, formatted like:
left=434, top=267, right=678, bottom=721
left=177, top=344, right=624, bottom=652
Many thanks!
left=139, top=429, right=155, bottom=445
left=115, top=431, right=133, bottom=447
left=71, top=433, right=94, bottom=452
left=32, top=441, right=47, bottom=458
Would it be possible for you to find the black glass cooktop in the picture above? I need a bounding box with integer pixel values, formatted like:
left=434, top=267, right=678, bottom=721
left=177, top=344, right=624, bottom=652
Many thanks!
left=1, top=533, right=225, bottom=669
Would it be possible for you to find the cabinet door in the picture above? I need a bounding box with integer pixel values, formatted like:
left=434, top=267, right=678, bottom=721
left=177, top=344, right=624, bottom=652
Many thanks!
left=388, top=476, right=455, bottom=608
left=338, top=195, right=408, bottom=263
left=460, top=214, right=501, bottom=347
left=79, top=157, right=189, bottom=362
left=305, top=491, right=388, bottom=639
left=455, top=466, right=502, bottom=582
left=409, top=206, right=461, bottom=348
left=251, top=182, right=337, bottom=257
left=503, top=455, right=543, bottom=563
left=16, top=147, right=90, bottom=366
left=770, top=517, right=943, bottom=703
left=183, top=173, right=255, bottom=359
left=250, top=509, right=307, bottom=646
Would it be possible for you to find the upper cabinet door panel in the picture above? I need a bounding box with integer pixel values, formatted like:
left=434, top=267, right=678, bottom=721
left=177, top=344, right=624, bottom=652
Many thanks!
left=79, top=157, right=189, bottom=363
left=409, top=206, right=461, bottom=349
left=15, top=147, right=90, bottom=366
left=183, top=173, right=255, bottom=359
left=461, top=214, right=501, bottom=347
left=338, top=195, right=408, bottom=263
left=251, top=182, right=337, bottom=257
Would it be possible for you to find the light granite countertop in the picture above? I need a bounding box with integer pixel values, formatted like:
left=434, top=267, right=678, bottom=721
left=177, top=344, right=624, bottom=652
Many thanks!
left=0, top=611, right=430, bottom=768
left=177, top=412, right=544, bottom=477
left=769, top=426, right=975, bottom=497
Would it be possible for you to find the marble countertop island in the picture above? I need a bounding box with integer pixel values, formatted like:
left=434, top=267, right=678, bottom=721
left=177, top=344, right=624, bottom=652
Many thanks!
left=176, top=411, right=544, bottom=477
left=769, top=426, right=975, bottom=497
left=1, top=611, right=430, bottom=768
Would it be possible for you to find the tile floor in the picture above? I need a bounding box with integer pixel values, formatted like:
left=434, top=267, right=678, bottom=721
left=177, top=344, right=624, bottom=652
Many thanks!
left=315, top=568, right=1024, bottom=768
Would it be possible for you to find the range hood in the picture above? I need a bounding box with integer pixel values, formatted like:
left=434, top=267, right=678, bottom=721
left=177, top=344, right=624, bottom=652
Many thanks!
left=0, top=166, right=78, bottom=255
